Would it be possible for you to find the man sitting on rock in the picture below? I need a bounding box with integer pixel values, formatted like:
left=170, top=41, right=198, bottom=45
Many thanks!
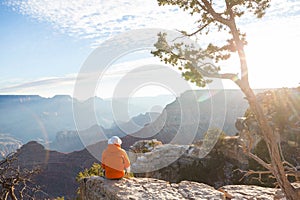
left=101, top=136, right=131, bottom=179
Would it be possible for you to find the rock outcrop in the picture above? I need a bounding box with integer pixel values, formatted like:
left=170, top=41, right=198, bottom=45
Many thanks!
left=236, top=87, right=300, bottom=149
left=234, top=88, right=300, bottom=184
left=129, top=138, right=248, bottom=188
left=220, top=183, right=300, bottom=200
left=14, top=141, right=98, bottom=199
left=79, top=177, right=225, bottom=200
left=79, top=176, right=299, bottom=200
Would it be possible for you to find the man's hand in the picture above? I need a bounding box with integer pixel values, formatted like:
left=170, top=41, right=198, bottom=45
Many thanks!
left=125, top=167, right=131, bottom=173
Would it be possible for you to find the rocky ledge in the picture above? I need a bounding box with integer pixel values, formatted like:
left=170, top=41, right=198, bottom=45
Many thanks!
left=79, top=176, right=298, bottom=200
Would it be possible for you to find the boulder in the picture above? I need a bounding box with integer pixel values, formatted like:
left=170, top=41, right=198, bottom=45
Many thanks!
left=129, top=138, right=248, bottom=187
left=79, top=177, right=225, bottom=200
left=220, top=183, right=300, bottom=200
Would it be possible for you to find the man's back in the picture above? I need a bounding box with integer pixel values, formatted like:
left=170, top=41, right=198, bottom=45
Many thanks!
left=101, top=139, right=130, bottom=179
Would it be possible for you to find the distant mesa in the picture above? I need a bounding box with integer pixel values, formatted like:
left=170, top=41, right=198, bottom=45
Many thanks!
left=0, top=94, right=173, bottom=144
left=2, top=88, right=299, bottom=199
left=0, top=89, right=276, bottom=153
left=50, top=112, right=161, bottom=152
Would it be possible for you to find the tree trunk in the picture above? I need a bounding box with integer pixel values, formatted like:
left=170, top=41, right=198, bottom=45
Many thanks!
left=228, top=14, right=299, bottom=199
left=240, top=84, right=299, bottom=200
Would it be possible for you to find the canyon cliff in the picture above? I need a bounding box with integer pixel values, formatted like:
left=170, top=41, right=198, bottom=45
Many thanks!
left=79, top=176, right=300, bottom=200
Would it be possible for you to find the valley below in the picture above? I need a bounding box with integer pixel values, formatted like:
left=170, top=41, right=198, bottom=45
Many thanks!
left=1, top=88, right=299, bottom=199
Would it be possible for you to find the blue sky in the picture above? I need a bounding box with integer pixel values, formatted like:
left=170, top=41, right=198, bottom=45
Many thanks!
left=0, top=3, right=91, bottom=83
left=0, top=0, right=300, bottom=98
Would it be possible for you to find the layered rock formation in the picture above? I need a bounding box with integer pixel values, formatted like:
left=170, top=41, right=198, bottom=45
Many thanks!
left=129, top=133, right=300, bottom=188
left=51, top=89, right=251, bottom=153
left=0, top=94, right=172, bottom=143
left=127, top=89, right=250, bottom=145
left=129, top=138, right=248, bottom=188
left=79, top=176, right=298, bottom=200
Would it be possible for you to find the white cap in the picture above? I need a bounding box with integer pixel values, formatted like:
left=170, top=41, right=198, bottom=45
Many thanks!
left=108, top=136, right=122, bottom=145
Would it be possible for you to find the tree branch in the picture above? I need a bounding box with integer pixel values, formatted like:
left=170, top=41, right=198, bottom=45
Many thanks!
left=0, top=152, right=46, bottom=199
left=201, top=0, right=231, bottom=26
left=239, top=133, right=273, bottom=172
left=225, top=0, right=235, bottom=20
left=236, top=169, right=273, bottom=183
left=169, top=49, right=240, bottom=82
left=195, top=62, right=243, bottom=87
left=182, top=22, right=211, bottom=37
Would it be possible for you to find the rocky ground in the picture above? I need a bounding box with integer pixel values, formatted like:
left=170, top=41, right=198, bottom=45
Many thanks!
left=79, top=176, right=300, bottom=200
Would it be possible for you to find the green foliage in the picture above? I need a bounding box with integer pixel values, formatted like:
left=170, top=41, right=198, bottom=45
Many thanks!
left=244, top=88, right=300, bottom=144
left=242, top=88, right=300, bottom=186
left=142, top=148, right=150, bottom=153
left=200, top=128, right=227, bottom=153
left=124, top=172, right=135, bottom=178
left=76, top=162, right=134, bottom=182
left=152, top=32, right=215, bottom=87
left=152, top=0, right=271, bottom=87
left=203, top=128, right=227, bottom=141
left=157, top=0, right=270, bottom=19
left=54, top=197, right=65, bottom=200
left=152, top=2, right=300, bottom=199
left=75, top=163, right=104, bottom=199
left=76, top=163, right=104, bottom=182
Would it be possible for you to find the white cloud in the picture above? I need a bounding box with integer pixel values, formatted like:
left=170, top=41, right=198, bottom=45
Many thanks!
left=2, top=0, right=299, bottom=96
left=265, top=0, right=300, bottom=18
left=0, top=57, right=186, bottom=98
left=0, top=74, right=77, bottom=97
left=4, top=0, right=198, bottom=46
left=4, top=0, right=300, bottom=46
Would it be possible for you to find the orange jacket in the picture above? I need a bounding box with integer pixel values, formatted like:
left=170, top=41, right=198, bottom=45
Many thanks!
left=101, top=144, right=130, bottom=179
